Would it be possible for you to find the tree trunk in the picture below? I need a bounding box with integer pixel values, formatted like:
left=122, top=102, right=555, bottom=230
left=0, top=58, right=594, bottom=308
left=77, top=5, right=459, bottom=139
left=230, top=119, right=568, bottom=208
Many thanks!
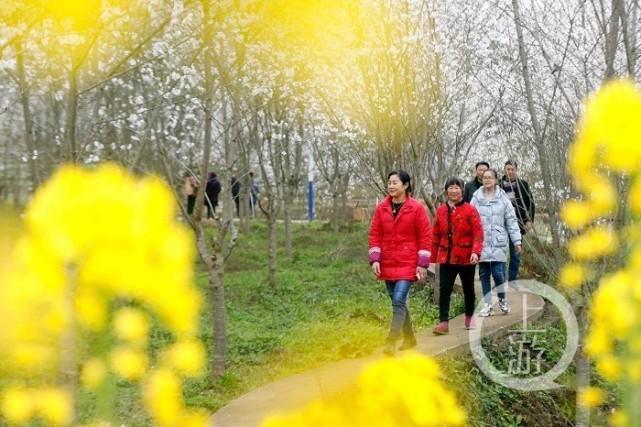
left=332, top=190, right=340, bottom=232
left=65, top=66, right=79, bottom=164
left=284, top=195, right=293, bottom=257
left=200, top=0, right=227, bottom=377
left=267, top=211, right=277, bottom=288
left=604, top=0, right=623, bottom=80
left=15, top=37, right=40, bottom=187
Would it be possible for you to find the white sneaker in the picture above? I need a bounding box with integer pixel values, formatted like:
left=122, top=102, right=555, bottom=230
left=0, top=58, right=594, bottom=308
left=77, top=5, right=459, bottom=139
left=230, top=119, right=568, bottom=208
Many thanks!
left=498, top=298, right=511, bottom=314
left=479, top=303, right=493, bottom=317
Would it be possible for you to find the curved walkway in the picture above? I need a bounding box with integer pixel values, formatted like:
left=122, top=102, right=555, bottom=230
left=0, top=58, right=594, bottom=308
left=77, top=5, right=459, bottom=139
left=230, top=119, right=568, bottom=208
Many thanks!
left=213, top=279, right=546, bottom=427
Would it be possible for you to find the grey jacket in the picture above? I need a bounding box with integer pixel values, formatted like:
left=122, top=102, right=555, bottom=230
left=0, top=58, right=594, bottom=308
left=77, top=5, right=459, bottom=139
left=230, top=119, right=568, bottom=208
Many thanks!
left=470, top=186, right=522, bottom=262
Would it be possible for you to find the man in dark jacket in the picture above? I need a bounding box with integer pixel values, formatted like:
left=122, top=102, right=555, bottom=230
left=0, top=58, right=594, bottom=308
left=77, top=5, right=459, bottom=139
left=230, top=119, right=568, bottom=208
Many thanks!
left=205, top=172, right=221, bottom=218
left=500, top=160, right=535, bottom=284
left=463, top=161, right=490, bottom=202
left=230, top=176, right=241, bottom=217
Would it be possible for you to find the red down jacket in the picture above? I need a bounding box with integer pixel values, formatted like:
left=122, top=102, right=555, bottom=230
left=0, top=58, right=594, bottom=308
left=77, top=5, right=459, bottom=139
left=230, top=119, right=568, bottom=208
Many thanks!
left=430, top=201, right=483, bottom=265
left=368, top=195, right=432, bottom=281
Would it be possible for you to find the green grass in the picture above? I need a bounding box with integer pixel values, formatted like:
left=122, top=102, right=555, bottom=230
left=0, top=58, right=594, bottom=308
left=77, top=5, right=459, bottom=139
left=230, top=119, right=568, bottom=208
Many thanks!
left=189, top=220, right=454, bottom=413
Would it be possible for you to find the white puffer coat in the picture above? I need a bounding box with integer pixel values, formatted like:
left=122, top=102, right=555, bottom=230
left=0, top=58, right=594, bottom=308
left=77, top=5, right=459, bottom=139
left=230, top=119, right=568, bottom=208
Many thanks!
left=471, top=186, right=522, bottom=262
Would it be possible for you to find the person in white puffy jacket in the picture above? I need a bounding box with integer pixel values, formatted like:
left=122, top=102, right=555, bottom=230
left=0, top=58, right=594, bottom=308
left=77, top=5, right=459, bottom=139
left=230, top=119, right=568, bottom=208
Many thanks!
left=471, top=169, right=522, bottom=316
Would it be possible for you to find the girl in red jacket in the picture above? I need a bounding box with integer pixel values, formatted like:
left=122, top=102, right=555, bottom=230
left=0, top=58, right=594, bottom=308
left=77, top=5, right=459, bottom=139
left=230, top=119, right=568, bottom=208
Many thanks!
left=368, top=170, right=432, bottom=355
left=431, top=177, right=484, bottom=334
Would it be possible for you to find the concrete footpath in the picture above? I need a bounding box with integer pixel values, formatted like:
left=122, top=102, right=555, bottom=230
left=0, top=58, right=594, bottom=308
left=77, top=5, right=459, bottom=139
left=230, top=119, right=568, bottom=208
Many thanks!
left=213, top=279, right=546, bottom=427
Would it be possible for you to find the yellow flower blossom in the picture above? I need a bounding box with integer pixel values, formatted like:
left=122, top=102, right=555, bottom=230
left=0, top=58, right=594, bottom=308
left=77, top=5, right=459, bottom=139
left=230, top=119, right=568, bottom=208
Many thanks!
left=0, top=163, right=207, bottom=422
left=596, top=355, right=621, bottom=381
left=558, top=263, right=588, bottom=289
left=577, top=80, right=641, bottom=173
left=610, top=411, right=628, bottom=427
left=81, top=358, right=107, bottom=390
left=569, top=79, right=641, bottom=427
left=109, top=347, right=148, bottom=381
left=35, top=387, right=73, bottom=426
left=592, top=272, right=637, bottom=339
left=1, top=386, right=35, bottom=424
left=626, top=359, right=641, bottom=382
left=144, top=368, right=184, bottom=427
left=74, top=290, right=108, bottom=331
left=181, top=410, right=211, bottom=427
left=568, top=227, right=618, bottom=260
left=567, top=135, right=597, bottom=181
left=560, top=200, right=593, bottom=230
left=113, top=307, right=149, bottom=344
left=629, top=175, right=641, bottom=216
left=585, top=327, right=612, bottom=357
left=577, top=386, right=605, bottom=408
left=588, top=178, right=616, bottom=215
left=163, top=339, right=206, bottom=377
left=263, top=352, right=465, bottom=427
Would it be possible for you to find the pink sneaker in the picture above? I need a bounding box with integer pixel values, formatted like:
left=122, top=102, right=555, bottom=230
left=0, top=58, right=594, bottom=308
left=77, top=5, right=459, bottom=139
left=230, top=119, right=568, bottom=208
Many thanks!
left=464, top=315, right=476, bottom=330
left=432, top=321, right=449, bottom=335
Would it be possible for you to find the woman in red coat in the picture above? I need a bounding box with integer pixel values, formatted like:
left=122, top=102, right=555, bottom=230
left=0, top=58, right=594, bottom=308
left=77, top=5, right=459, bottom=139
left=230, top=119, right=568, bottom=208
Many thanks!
left=368, top=170, right=431, bottom=355
left=431, top=177, right=484, bottom=334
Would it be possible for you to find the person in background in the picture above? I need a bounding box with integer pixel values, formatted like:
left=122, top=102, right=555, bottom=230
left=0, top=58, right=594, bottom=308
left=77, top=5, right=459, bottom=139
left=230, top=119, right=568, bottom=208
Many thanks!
left=249, top=171, right=260, bottom=217
left=500, top=160, right=535, bottom=286
left=431, top=177, right=484, bottom=335
left=230, top=176, right=241, bottom=217
left=368, top=170, right=431, bottom=356
left=471, top=169, right=521, bottom=317
left=463, top=161, right=490, bottom=203
left=184, top=172, right=199, bottom=215
left=205, top=172, right=221, bottom=219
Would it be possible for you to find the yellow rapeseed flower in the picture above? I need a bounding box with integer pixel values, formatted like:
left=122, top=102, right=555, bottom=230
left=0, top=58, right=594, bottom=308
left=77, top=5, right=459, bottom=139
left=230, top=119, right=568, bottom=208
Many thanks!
left=560, top=200, right=593, bottom=230
left=629, top=175, right=641, bottom=216
left=264, top=352, right=465, bottom=426
left=80, top=358, right=107, bottom=390
left=558, top=263, right=588, bottom=289
left=596, top=355, right=622, bottom=381
left=0, top=163, right=208, bottom=422
left=577, top=386, right=605, bottom=408
left=1, top=386, right=35, bottom=424
left=567, top=136, right=597, bottom=181
left=610, top=411, right=628, bottom=427
left=74, top=290, right=108, bottom=331
left=568, top=227, right=618, bottom=260
left=163, top=339, right=206, bottom=377
left=592, top=272, right=637, bottom=339
left=625, top=359, right=641, bottom=382
left=577, top=80, right=641, bottom=173
left=113, top=307, right=149, bottom=344
left=585, top=326, right=612, bottom=358
left=109, top=347, right=148, bottom=381
left=181, top=410, right=211, bottom=427
left=588, top=178, right=616, bottom=215
left=35, top=387, right=73, bottom=426
left=144, top=369, right=184, bottom=427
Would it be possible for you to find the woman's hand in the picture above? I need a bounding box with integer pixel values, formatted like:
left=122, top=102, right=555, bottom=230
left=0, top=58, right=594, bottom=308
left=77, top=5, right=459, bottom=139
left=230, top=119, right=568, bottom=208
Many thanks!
left=515, top=245, right=522, bottom=254
left=372, top=262, right=381, bottom=276
left=416, top=266, right=427, bottom=281
left=470, top=253, right=479, bottom=264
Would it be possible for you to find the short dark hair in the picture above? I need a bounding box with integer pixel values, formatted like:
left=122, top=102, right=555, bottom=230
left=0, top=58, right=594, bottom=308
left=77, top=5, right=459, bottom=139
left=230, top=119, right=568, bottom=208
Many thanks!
left=475, top=161, right=490, bottom=169
left=388, top=170, right=412, bottom=195
left=444, top=177, right=464, bottom=191
left=505, top=160, right=518, bottom=168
